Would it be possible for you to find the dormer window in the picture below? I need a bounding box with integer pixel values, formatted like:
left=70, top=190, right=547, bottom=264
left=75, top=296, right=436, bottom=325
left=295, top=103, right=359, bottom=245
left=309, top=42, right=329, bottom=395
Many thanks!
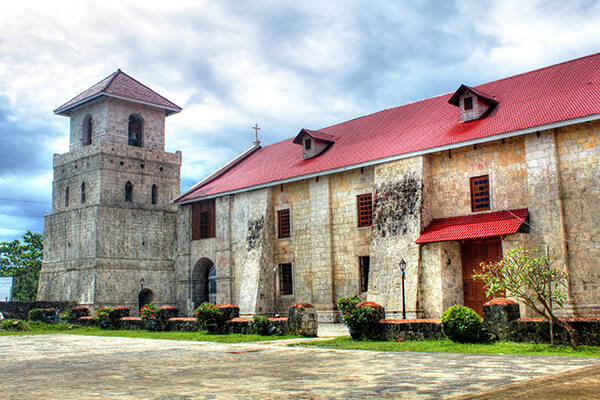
left=293, top=129, right=335, bottom=160
left=464, top=97, right=473, bottom=111
left=449, top=84, right=498, bottom=123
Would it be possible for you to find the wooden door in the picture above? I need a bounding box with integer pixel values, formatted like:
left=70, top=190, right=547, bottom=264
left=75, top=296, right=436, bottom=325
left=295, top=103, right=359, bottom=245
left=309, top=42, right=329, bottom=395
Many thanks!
left=461, top=238, right=502, bottom=316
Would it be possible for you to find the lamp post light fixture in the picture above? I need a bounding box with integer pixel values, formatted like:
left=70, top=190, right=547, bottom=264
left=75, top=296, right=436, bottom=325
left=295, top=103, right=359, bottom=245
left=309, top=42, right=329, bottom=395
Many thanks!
left=399, top=258, right=406, bottom=319
left=140, top=277, right=145, bottom=291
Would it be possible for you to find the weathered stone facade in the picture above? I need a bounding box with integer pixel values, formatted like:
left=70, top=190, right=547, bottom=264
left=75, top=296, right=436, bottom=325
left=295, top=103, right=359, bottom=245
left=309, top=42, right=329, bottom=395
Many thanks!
left=39, top=91, right=181, bottom=311
left=178, top=121, right=600, bottom=320
left=40, top=66, right=600, bottom=321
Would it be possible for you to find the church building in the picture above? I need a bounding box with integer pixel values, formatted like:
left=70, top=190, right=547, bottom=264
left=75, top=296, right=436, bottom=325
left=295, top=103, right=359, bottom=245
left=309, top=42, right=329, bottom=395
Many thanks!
left=39, top=53, right=600, bottom=322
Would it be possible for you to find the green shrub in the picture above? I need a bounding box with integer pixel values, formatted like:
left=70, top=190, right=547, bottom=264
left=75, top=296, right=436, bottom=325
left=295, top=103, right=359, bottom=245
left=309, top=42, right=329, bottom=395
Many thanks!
left=337, top=295, right=361, bottom=315
left=28, top=308, right=45, bottom=322
left=59, top=309, right=74, bottom=323
left=194, top=302, right=223, bottom=328
left=342, top=306, right=378, bottom=330
left=139, top=301, right=159, bottom=320
left=94, top=307, right=121, bottom=329
left=252, top=315, right=271, bottom=335
left=1, top=319, right=31, bottom=331
left=441, top=305, right=486, bottom=343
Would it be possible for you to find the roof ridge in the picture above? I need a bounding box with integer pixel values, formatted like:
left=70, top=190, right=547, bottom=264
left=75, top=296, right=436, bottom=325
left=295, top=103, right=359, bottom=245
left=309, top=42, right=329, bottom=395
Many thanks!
left=53, top=70, right=120, bottom=113
left=472, top=52, right=600, bottom=90
left=107, top=69, right=180, bottom=109
left=102, top=68, right=121, bottom=92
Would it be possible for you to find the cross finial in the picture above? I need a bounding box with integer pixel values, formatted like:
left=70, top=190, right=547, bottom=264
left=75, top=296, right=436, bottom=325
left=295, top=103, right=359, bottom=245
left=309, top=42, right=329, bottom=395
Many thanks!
left=252, top=123, right=261, bottom=146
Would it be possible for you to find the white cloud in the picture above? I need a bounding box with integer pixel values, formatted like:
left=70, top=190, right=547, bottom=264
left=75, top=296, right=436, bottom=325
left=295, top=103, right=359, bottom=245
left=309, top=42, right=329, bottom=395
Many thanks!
left=1, top=0, right=600, bottom=241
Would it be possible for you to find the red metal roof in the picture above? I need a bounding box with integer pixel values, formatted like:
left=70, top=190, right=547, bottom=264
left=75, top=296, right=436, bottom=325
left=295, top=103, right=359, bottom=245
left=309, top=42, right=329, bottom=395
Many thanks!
left=176, top=53, right=600, bottom=203
left=415, top=209, right=529, bottom=244
left=54, top=69, right=181, bottom=116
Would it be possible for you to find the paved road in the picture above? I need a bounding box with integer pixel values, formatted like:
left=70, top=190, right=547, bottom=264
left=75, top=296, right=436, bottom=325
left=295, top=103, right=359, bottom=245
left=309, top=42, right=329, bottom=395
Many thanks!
left=1, top=334, right=599, bottom=399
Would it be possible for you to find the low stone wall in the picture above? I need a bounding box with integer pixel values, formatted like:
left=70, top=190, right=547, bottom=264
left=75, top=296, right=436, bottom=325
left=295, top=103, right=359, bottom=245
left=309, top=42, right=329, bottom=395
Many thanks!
left=72, top=303, right=317, bottom=336
left=507, top=318, right=600, bottom=346
left=376, top=319, right=443, bottom=341
left=0, top=301, right=77, bottom=320
left=225, top=317, right=289, bottom=334
left=483, top=298, right=600, bottom=345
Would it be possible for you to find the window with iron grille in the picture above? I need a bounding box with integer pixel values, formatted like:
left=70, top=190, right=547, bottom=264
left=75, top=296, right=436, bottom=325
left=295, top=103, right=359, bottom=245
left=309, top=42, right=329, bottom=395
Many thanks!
left=278, top=209, right=291, bottom=238
left=192, top=199, right=216, bottom=240
left=279, top=263, right=293, bottom=295
left=470, top=175, right=490, bottom=211
left=357, top=194, right=373, bottom=227
left=359, top=256, right=370, bottom=293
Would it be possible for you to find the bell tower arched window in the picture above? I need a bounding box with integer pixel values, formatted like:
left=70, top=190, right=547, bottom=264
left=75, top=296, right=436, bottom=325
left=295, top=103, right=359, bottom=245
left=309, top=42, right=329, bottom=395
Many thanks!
left=81, top=182, right=86, bottom=203
left=125, top=181, right=133, bottom=202
left=83, top=115, right=93, bottom=146
left=128, top=115, right=142, bottom=147
left=151, top=184, right=158, bottom=205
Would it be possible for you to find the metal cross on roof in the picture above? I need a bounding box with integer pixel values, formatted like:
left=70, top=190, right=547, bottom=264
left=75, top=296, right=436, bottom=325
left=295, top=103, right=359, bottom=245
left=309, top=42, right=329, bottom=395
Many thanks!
left=252, top=123, right=261, bottom=140
left=252, top=123, right=261, bottom=146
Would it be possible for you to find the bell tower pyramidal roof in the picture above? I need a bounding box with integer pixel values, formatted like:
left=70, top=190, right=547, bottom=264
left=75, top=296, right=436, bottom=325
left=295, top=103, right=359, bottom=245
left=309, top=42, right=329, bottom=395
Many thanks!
left=54, top=69, right=182, bottom=116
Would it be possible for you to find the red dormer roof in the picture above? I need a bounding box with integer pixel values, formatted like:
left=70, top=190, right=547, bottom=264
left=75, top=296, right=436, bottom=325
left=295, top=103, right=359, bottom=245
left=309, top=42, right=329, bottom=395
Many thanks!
left=54, top=69, right=182, bottom=116
left=292, top=129, right=336, bottom=145
left=448, top=84, right=499, bottom=107
left=176, top=52, right=600, bottom=203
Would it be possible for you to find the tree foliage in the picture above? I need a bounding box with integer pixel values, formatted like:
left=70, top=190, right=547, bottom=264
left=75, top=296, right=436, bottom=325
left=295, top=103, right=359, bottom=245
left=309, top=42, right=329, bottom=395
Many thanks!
left=474, top=247, right=577, bottom=347
left=0, top=231, right=43, bottom=301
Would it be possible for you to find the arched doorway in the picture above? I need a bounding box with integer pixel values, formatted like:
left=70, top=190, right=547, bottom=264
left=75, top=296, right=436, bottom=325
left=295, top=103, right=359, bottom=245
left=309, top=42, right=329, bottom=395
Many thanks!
left=192, top=258, right=217, bottom=309
left=139, top=288, right=153, bottom=311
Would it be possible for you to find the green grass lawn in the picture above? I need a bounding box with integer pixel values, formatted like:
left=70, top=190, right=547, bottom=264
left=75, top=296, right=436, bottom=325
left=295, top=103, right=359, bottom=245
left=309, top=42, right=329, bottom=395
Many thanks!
left=0, top=321, right=301, bottom=343
left=300, top=337, right=600, bottom=358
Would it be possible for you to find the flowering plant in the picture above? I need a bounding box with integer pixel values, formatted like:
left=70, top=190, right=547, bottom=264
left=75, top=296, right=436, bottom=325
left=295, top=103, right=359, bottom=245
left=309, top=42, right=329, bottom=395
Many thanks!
left=139, top=301, right=159, bottom=320
left=94, top=307, right=115, bottom=321
left=194, top=302, right=223, bottom=327
left=337, top=295, right=379, bottom=338
left=337, top=295, right=360, bottom=315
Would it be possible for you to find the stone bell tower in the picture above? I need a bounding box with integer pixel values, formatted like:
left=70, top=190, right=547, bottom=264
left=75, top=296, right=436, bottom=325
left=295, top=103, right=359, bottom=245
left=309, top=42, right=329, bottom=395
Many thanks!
left=38, top=70, right=182, bottom=310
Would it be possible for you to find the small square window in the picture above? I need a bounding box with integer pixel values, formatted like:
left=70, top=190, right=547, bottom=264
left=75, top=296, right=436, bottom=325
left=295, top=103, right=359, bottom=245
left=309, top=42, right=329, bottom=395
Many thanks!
left=357, top=194, right=373, bottom=227
left=279, top=263, right=293, bottom=295
left=464, top=97, right=473, bottom=110
left=278, top=209, right=291, bottom=238
left=470, top=175, right=490, bottom=212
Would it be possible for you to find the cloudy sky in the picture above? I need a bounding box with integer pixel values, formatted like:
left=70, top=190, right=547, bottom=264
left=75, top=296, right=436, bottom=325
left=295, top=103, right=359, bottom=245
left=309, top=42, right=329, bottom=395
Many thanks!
left=0, top=0, right=599, bottom=243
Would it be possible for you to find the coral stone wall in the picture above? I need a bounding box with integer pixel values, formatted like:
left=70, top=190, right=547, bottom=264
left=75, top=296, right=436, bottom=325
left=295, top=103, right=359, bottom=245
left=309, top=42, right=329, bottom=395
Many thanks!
left=428, top=136, right=529, bottom=219
left=369, top=157, right=425, bottom=318
left=40, top=97, right=180, bottom=311
left=556, top=120, right=600, bottom=315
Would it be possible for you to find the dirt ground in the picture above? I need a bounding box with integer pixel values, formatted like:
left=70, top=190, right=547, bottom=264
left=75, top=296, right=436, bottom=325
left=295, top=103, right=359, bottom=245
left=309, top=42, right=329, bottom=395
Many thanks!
left=1, top=334, right=599, bottom=399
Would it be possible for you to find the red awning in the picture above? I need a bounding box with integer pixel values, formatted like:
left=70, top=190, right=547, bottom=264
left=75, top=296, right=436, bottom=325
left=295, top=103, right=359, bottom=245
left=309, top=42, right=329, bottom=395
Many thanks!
left=415, top=209, right=529, bottom=244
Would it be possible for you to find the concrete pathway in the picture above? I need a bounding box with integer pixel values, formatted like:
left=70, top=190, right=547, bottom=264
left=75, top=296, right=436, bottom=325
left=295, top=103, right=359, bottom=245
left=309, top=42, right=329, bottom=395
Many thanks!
left=317, top=323, right=350, bottom=337
left=1, top=334, right=599, bottom=399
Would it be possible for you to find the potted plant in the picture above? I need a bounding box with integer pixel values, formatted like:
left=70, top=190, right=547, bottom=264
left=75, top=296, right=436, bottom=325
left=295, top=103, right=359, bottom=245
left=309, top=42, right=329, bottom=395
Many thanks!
left=194, top=302, right=223, bottom=333
left=338, top=296, right=378, bottom=339
left=94, top=307, right=116, bottom=329
left=140, top=301, right=159, bottom=331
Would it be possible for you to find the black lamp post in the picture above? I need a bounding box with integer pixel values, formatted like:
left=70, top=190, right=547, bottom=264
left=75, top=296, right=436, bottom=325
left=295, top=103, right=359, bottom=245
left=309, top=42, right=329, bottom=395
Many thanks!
left=399, top=259, right=406, bottom=319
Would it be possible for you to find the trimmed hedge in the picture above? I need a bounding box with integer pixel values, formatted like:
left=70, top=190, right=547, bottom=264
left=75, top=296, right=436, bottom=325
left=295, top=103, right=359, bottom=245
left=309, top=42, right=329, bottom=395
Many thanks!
left=441, top=305, right=486, bottom=343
